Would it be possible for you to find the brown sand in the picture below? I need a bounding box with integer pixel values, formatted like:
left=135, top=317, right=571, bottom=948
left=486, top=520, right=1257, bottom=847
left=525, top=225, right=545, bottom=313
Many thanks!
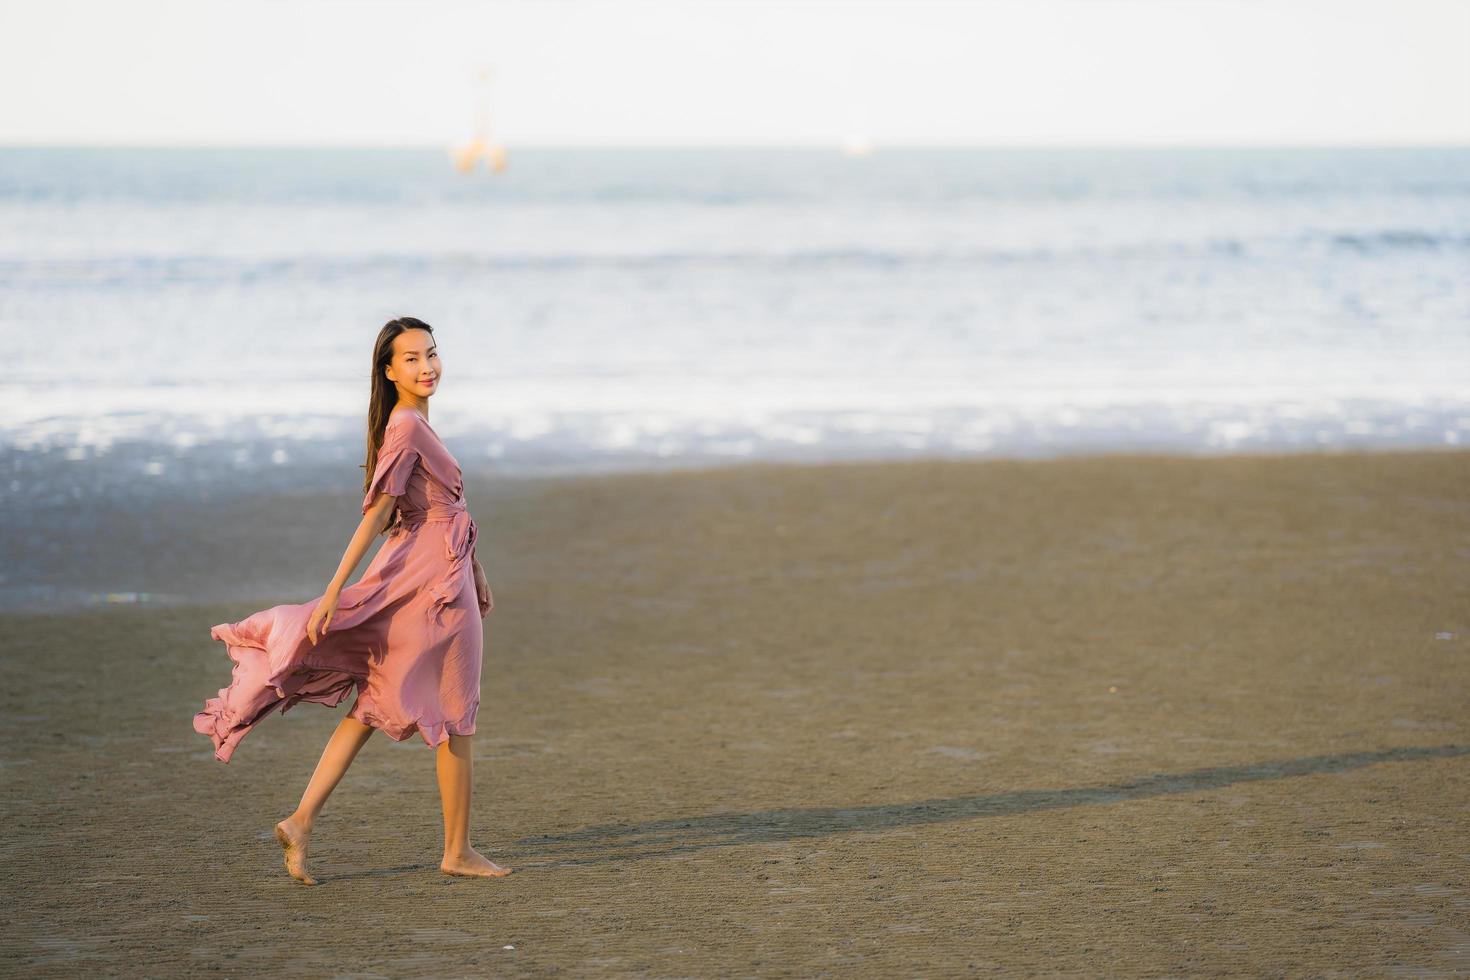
left=3, top=450, right=1467, bottom=976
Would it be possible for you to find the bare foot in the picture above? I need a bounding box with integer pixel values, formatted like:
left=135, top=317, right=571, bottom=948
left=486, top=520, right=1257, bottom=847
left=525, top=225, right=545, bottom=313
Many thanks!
left=440, top=847, right=513, bottom=878
left=274, top=817, right=317, bottom=885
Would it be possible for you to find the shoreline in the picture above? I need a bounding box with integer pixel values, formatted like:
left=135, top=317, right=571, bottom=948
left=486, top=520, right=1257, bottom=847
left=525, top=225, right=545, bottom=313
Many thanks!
left=6, top=444, right=1468, bottom=615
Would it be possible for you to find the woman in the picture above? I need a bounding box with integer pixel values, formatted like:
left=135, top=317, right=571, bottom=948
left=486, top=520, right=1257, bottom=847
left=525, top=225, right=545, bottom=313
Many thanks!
left=192, top=316, right=511, bottom=884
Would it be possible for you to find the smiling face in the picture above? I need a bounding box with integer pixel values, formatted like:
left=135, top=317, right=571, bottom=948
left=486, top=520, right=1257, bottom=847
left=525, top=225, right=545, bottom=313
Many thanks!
left=384, top=328, right=441, bottom=400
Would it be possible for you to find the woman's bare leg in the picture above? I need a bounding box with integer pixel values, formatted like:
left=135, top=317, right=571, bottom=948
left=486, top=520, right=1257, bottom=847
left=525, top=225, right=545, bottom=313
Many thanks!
left=274, top=715, right=375, bottom=885
left=436, top=733, right=512, bottom=877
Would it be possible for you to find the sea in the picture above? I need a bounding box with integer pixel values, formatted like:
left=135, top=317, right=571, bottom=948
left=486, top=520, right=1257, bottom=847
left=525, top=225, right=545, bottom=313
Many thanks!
left=0, top=145, right=1467, bottom=606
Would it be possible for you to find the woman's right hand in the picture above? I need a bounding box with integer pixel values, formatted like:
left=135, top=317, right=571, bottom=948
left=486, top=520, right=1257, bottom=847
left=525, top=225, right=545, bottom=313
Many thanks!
left=307, top=590, right=340, bottom=645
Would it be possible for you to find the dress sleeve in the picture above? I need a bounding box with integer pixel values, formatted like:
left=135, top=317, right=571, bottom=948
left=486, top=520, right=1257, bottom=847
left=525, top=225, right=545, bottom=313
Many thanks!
left=362, top=422, right=420, bottom=515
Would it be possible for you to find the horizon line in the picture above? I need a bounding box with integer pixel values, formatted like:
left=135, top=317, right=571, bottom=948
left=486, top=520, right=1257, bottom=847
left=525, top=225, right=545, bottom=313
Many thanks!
left=2, top=139, right=1468, bottom=151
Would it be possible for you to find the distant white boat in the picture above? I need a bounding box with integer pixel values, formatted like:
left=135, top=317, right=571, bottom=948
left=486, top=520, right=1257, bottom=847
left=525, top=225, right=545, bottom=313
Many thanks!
left=841, top=135, right=875, bottom=157
left=450, top=136, right=507, bottom=174
left=449, top=67, right=508, bottom=173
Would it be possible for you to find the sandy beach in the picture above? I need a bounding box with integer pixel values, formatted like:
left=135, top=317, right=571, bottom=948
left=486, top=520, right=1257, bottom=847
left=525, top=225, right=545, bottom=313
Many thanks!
left=3, top=448, right=1467, bottom=976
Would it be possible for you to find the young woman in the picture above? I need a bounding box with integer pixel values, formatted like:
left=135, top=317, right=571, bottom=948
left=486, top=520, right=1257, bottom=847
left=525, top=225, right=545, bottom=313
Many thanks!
left=192, top=316, right=510, bottom=884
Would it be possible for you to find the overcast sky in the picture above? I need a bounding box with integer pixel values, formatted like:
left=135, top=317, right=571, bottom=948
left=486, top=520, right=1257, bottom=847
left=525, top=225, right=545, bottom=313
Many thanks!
left=1, top=0, right=1466, bottom=147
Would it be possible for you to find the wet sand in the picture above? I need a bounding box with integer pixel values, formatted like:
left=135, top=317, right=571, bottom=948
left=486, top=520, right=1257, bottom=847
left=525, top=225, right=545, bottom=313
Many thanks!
left=3, top=449, right=1468, bottom=976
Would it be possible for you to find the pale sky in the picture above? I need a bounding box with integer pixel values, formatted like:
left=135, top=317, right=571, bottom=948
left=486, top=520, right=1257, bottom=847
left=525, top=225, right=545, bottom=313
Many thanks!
left=1, top=0, right=1466, bottom=146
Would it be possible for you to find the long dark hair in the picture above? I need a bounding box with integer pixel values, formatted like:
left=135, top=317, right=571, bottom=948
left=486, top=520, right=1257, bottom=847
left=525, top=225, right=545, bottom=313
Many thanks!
left=362, top=316, right=434, bottom=504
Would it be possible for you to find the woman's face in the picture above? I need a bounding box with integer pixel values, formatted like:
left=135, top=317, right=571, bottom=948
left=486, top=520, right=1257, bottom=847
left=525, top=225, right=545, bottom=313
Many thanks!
left=386, top=329, right=441, bottom=398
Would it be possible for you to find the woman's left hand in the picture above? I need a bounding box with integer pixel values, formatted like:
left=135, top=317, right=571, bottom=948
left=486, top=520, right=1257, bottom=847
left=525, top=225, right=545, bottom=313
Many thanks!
left=472, top=561, right=493, bottom=619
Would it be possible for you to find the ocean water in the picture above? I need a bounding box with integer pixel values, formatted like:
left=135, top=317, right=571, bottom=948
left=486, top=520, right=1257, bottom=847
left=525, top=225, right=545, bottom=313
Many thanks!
left=1, top=144, right=1467, bottom=506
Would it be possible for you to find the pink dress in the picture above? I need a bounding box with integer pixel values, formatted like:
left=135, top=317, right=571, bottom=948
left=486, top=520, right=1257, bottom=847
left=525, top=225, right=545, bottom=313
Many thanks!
left=193, top=408, right=490, bottom=763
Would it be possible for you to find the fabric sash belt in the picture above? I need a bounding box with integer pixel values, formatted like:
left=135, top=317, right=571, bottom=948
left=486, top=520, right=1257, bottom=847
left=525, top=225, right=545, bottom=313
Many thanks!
left=393, top=503, right=478, bottom=620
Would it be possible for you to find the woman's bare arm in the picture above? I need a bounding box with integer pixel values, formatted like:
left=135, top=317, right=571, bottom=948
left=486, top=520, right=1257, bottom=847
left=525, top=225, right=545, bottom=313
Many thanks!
left=323, top=493, right=399, bottom=598
left=306, top=494, right=399, bottom=644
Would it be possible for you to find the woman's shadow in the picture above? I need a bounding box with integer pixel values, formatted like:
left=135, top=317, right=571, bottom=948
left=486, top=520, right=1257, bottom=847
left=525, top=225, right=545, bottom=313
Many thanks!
left=503, top=743, right=1467, bottom=868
